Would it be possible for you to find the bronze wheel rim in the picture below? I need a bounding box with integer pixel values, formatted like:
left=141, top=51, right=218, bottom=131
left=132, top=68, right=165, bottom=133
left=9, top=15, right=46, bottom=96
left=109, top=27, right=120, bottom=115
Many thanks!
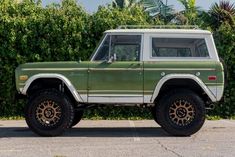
left=35, top=100, right=62, bottom=127
left=169, top=100, right=195, bottom=126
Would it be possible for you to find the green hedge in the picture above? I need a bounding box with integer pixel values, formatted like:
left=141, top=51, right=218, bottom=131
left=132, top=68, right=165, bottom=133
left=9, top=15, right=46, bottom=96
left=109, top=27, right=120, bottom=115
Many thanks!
left=0, top=0, right=234, bottom=118
left=208, top=23, right=235, bottom=117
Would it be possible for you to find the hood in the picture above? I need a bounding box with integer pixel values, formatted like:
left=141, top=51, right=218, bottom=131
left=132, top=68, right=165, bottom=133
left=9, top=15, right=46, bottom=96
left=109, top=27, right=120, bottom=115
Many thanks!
left=17, top=61, right=90, bottom=69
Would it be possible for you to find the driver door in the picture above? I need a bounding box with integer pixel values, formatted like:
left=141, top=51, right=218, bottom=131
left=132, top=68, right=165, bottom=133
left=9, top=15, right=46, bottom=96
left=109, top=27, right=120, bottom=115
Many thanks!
left=88, top=34, right=143, bottom=103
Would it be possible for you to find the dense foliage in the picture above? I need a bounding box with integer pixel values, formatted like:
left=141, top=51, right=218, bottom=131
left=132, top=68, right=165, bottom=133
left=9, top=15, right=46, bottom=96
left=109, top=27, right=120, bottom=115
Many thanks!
left=210, top=23, right=235, bottom=117
left=0, top=0, right=234, bottom=118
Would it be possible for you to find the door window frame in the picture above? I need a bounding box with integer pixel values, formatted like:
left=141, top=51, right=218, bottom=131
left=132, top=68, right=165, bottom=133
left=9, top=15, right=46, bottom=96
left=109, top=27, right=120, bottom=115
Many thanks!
left=91, top=33, right=144, bottom=62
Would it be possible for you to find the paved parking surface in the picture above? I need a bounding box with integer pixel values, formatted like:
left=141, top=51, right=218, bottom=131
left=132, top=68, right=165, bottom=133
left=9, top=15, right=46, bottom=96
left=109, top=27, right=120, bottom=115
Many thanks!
left=0, top=120, right=234, bottom=157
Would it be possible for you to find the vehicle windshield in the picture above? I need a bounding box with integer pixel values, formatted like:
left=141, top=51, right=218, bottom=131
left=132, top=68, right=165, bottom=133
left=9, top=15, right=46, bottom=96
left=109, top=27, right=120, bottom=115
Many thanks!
left=90, top=34, right=106, bottom=61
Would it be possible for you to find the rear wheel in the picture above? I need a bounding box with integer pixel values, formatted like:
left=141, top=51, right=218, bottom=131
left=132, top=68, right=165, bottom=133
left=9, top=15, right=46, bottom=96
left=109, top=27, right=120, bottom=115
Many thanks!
left=155, top=89, right=205, bottom=136
left=25, top=89, right=74, bottom=136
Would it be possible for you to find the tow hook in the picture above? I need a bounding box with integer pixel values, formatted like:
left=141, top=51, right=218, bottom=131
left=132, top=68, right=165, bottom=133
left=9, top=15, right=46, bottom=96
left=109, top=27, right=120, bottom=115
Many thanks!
left=206, top=104, right=215, bottom=110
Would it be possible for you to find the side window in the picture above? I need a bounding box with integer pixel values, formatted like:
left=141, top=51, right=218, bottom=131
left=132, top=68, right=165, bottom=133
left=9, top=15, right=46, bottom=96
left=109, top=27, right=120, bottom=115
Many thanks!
left=152, top=38, right=209, bottom=58
left=110, top=35, right=141, bottom=61
left=93, top=35, right=110, bottom=61
left=196, top=43, right=209, bottom=57
left=93, top=35, right=141, bottom=61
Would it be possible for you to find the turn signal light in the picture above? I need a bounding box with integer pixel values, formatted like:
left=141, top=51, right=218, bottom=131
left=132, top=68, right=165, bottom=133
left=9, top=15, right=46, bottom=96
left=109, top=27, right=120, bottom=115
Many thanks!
left=19, top=75, right=28, bottom=81
left=208, top=76, right=217, bottom=81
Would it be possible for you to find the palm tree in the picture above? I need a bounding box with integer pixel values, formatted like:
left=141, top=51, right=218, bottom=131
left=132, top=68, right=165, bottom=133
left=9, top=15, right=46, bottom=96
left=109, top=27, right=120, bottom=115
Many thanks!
left=112, top=0, right=174, bottom=23
left=208, top=0, right=235, bottom=29
left=112, top=0, right=141, bottom=8
left=175, top=0, right=201, bottom=25
left=143, top=0, right=174, bottom=22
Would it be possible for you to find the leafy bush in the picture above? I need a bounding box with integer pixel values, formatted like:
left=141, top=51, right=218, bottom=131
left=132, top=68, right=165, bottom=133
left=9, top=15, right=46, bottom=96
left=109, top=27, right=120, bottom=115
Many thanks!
left=0, top=0, right=88, bottom=116
left=209, top=23, right=235, bottom=118
left=0, top=0, right=234, bottom=118
left=0, top=1, right=150, bottom=117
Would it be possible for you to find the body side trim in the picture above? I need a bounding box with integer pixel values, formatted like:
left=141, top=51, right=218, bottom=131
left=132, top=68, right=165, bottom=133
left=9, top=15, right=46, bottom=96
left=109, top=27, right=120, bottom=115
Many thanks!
left=22, top=73, right=83, bottom=102
left=144, top=68, right=215, bottom=71
left=150, top=74, right=217, bottom=102
left=88, top=96, right=143, bottom=104
left=89, top=94, right=142, bottom=97
left=208, top=85, right=224, bottom=101
left=22, top=68, right=87, bottom=71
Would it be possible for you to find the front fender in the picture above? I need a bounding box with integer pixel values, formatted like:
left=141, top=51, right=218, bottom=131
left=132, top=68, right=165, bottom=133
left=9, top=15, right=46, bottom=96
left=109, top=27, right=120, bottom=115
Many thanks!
left=22, top=73, right=84, bottom=102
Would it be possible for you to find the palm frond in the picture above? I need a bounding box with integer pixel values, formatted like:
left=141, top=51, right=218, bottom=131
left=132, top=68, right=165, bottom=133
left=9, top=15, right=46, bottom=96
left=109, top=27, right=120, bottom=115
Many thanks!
left=143, top=0, right=174, bottom=18
left=209, top=0, right=235, bottom=28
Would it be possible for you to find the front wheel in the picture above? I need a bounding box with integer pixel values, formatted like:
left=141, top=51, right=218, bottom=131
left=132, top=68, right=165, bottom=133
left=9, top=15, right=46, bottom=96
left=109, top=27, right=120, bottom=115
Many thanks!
left=70, top=110, right=83, bottom=128
left=151, top=106, right=161, bottom=126
left=155, top=89, right=205, bottom=136
left=25, top=89, right=74, bottom=136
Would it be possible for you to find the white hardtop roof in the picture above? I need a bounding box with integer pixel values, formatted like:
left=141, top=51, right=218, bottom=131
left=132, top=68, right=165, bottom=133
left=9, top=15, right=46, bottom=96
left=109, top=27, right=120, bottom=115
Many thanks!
left=105, top=29, right=211, bottom=35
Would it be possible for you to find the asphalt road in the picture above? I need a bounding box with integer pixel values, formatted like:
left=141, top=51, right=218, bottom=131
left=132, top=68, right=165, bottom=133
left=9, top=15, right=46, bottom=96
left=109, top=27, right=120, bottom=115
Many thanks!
left=0, top=120, right=234, bottom=157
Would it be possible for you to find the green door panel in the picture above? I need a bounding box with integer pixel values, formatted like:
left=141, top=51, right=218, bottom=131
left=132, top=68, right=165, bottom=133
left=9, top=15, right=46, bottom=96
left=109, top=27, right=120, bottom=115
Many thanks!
left=88, top=61, right=143, bottom=99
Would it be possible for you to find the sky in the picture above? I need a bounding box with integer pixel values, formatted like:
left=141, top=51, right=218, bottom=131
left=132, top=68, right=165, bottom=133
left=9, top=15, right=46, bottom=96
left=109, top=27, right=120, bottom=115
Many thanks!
left=42, top=0, right=235, bottom=13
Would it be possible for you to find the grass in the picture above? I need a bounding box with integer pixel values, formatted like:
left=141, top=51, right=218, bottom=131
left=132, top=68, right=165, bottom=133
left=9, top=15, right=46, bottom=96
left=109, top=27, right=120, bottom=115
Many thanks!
left=206, top=115, right=222, bottom=120
left=1, top=105, right=233, bottom=120
left=0, top=116, right=24, bottom=120
left=0, top=115, right=234, bottom=120
left=84, top=115, right=235, bottom=120
left=231, top=116, right=235, bottom=120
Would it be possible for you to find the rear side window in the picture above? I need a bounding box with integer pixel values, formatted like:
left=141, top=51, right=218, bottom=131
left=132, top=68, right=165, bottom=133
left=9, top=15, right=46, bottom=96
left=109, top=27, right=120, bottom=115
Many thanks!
left=152, top=38, right=209, bottom=58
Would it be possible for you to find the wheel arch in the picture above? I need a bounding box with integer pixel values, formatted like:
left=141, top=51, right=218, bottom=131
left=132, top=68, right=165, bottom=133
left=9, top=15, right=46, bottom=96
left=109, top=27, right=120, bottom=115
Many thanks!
left=22, top=73, right=83, bottom=102
left=151, top=74, right=216, bottom=103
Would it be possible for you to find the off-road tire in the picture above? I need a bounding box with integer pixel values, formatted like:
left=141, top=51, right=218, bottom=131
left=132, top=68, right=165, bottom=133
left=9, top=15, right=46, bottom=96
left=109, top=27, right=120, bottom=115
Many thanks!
left=151, top=106, right=162, bottom=126
left=25, top=89, right=74, bottom=137
left=70, top=110, right=84, bottom=128
left=156, top=89, right=205, bottom=136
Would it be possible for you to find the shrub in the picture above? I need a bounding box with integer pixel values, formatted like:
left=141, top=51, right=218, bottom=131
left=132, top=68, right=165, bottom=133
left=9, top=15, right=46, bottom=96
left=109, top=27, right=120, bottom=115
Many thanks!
left=210, top=23, right=235, bottom=118
left=0, top=0, right=234, bottom=118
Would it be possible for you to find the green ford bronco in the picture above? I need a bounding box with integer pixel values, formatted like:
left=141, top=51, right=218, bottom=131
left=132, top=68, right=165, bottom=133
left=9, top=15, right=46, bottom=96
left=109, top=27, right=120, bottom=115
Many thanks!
left=15, top=26, right=224, bottom=136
